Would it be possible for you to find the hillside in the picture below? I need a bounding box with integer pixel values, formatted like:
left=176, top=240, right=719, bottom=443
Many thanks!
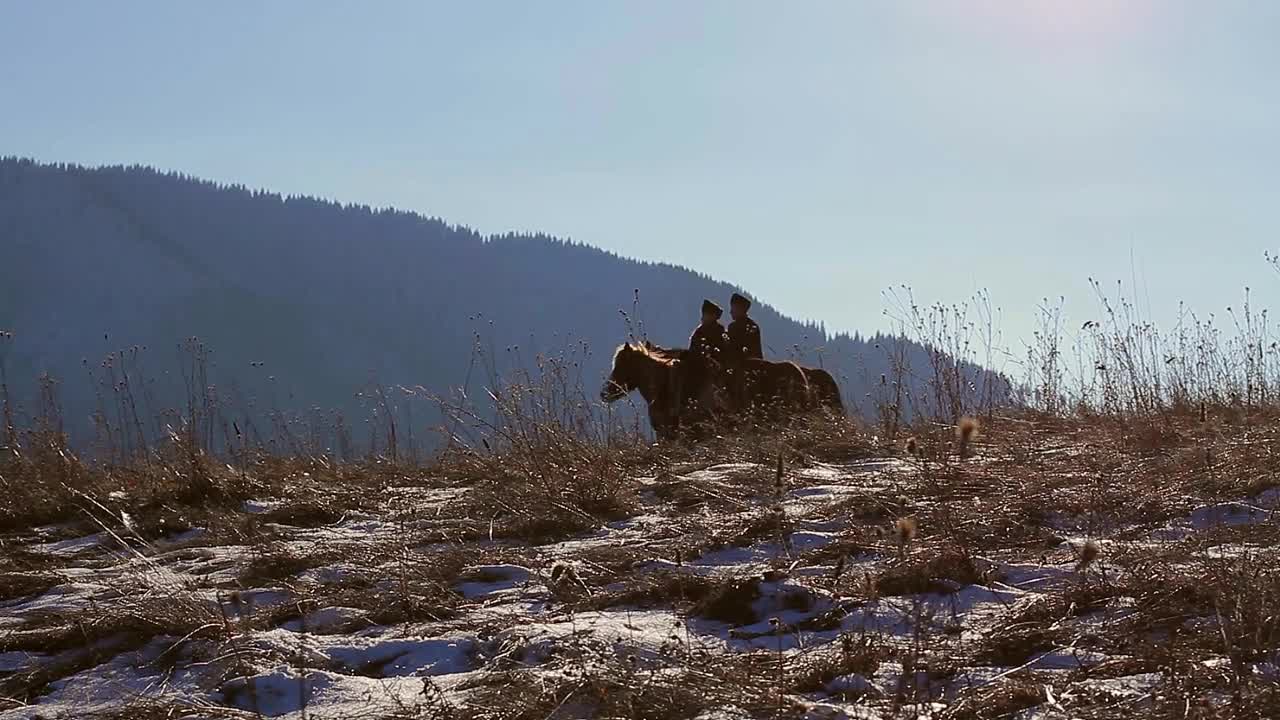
left=0, top=158, right=997, bottom=452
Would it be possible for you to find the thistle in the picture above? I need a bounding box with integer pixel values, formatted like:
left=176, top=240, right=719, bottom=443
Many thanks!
left=1075, top=539, right=1100, bottom=573
left=956, top=417, right=980, bottom=458
left=894, top=516, right=918, bottom=551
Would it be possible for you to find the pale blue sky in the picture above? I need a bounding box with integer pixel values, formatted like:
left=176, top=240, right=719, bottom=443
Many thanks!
left=4, top=1, right=1279, bottom=349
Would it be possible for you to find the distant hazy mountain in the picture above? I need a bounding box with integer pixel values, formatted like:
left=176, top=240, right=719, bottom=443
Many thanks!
left=0, top=158, right=1003, bottom=455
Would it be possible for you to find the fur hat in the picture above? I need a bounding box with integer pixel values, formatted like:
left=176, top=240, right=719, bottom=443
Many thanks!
left=730, top=292, right=751, bottom=310
left=701, top=299, right=723, bottom=319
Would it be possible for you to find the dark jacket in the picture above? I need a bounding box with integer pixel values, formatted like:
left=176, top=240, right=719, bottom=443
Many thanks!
left=689, top=321, right=728, bottom=364
left=727, top=317, right=763, bottom=363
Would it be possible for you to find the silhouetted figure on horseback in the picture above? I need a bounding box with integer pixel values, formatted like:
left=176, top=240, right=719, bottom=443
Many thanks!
left=685, top=299, right=729, bottom=422
left=725, top=292, right=763, bottom=414
left=727, top=292, right=763, bottom=362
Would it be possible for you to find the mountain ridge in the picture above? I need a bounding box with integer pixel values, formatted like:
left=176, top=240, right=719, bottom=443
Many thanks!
left=0, top=157, right=996, bottom=452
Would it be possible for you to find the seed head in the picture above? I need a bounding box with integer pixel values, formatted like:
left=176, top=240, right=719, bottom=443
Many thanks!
left=956, top=417, right=980, bottom=457
left=1076, top=540, right=1100, bottom=572
left=894, top=516, right=918, bottom=545
left=550, top=561, right=575, bottom=585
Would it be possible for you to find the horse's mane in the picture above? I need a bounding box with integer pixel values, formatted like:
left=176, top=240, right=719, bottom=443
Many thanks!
left=613, top=341, right=680, bottom=367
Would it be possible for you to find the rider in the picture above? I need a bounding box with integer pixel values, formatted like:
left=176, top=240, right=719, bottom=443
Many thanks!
left=726, top=292, right=763, bottom=361
left=725, top=292, right=763, bottom=412
left=687, top=299, right=728, bottom=413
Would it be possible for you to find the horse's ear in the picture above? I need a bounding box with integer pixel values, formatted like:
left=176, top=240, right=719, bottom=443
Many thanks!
left=644, top=340, right=656, bottom=350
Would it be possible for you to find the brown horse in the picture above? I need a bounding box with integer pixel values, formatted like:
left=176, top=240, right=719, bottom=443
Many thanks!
left=603, top=341, right=840, bottom=439
left=660, top=345, right=844, bottom=418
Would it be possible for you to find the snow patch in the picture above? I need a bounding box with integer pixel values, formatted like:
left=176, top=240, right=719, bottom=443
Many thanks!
left=281, top=606, right=371, bottom=634
left=0, top=650, right=40, bottom=672
left=826, top=672, right=876, bottom=696
left=456, top=564, right=534, bottom=599
left=33, top=532, right=108, bottom=557
left=325, top=635, right=476, bottom=677
left=244, top=499, right=282, bottom=514
left=1072, top=672, right=1162, bottom=698
left=1032, top=648, right=1112, bottom=670
left=1190, top=501, right=1269, bottom=529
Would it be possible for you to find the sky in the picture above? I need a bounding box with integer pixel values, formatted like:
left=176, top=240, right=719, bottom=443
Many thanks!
left=4, top=1, right=1280, bottom=353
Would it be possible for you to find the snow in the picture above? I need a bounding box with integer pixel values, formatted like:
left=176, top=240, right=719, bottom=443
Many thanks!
left=297, top=562, right=364, bottom=585
left=501, top=609, right=700, bottom=657
left=1072, top=672, right=1163, bottom=698
left=826, top=672, right=876, bottom=696
left=1255, top=486, right=1280, bottom=508
left=691, top=542, right=792, bottom=571
left=222, top=668, right=328, bottom=716
left=455, top=564, right=534, bottom=599
left=280, top=606, right=371, bottom=634
left=244, top=498, right=281, bottom=514
left=1190, top=501, right=1269, bottom=529
left=0, top=651, right=39, bottom=672
left=1032, top=648, right=1112, bottom=670
left=32, top=532, right=108, bottom=556
left=323, top=635, right=476, bottom=676
left=5, top=581, right=108, bottom=616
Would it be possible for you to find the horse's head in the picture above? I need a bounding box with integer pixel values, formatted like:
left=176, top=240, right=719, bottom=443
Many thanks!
left=603, top=342, right=679, bottom=403
left=601, top=343, right=643, bottom=402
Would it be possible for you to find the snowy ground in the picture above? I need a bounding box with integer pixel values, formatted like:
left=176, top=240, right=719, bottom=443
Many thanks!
left=2, top=420, right=1279, bottom=719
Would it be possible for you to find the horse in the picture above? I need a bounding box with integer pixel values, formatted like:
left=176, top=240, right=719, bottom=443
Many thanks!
left=602, top=341, right=842, bottom=440
left=639, top=342, right=840, bottom=417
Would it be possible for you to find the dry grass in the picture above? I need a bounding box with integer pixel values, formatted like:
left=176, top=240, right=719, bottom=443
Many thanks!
left=0, top=570, right=60, bottom=603
left=238, top=545, right=327, bottom=587
left=941, top=678, right=1044, bottom=720
left=577, top=570, right=724, bottom=613
left=874, top=545, right=988, bottom=597
left=7, top=387, right=1280, bottom=716
left=457, top=651, right=799, bottom=720
left=456, top=445, right=641, bottom=542
left=789, top=633, right=889, bottom=695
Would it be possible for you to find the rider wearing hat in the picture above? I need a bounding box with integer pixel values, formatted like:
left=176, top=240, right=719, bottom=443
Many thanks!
left=689, top=298, right=728, bottom=365
left=686, top=299, right=729, bottom=414
left=725, top=292, right=763, bottom=413
left=726, top=292, right=763, bottom=363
